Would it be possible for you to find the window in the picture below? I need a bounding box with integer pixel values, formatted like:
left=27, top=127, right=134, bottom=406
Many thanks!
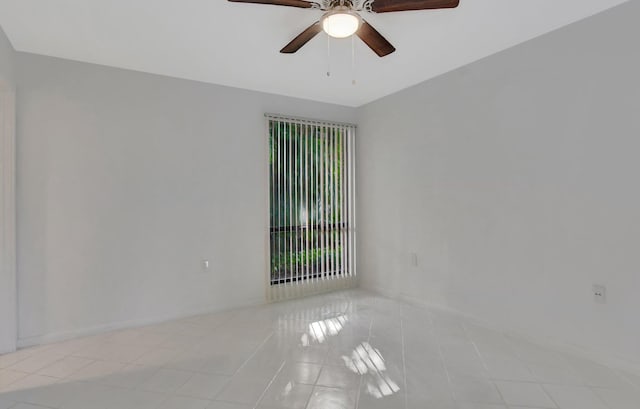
left=267, top=114, right=356, bottom=299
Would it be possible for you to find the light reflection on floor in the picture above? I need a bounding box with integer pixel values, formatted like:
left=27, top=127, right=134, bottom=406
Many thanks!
left=301, top=315, right=349, bottom=346
left=343, top=342, right=400, bottom=398
left=0, top=290, right=638, bottom=409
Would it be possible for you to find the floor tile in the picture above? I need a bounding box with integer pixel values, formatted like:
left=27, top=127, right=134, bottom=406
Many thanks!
left=107, top=328, right=170, bottom=347
left=99, top=363, right=158, bottom=388
left=566, top=358, right=632, bottom=389
left=138, top=368, right=194, bottom=393
left=306, top=386, right=356, bottom=409
left=165, top=350, right=208, bottom=372
left=457, top=404, right=507, bottom=409
left=543, top=384, right=608, bottom=409
left=0, top=399, right=16, bottom=409
left=206, top=401, right=252, bottom=409
left=176, top=373, right=230, bottom=399
left=8, top=352, right=65, bottom=373
left=317, top=365, right=361, bottom=389
left=0, top=369, right=28, bottom=388
left=0, top=291, right=636, bottom=409
left=529, top=362, right=585, bottom=385
left=36, top=337, right=97, bottom=357
left=106, top=388, right=168, bottom=409
left=10, top=404, right=55, bottom=409
left=159, top=332, right=206, bottom=350
left=406, top=397, right=458, bottom=409
left=8, top=379, right=83, bottom=408
left=87, top=342, right=149, bottom=363
left=66, top=360, right=125, bottom=381
left=449, top=376, right=503, bottom=404
left=483, top=356, right=537, bottom=381
left=277, top=362, right=322, bottom=385
left=0, top=396, right=17, bottom=409
left=235, top=351, right=283, bottom=380
left=258, top=379, right=314, bottom=409
left=158, top=396, right=212, bottom=409
left=215, top=374, right=273, bottom=405
left=593, top=387, right=640, bottom=409
left=190, top=351, right=248, bottom=376
left=357, top=374, right=404, bottom=409
left=60, top=381, right=118, bottom=409
left=289, top=346, right=328, bottom=364
left=37, top=356, right=93, bottom=378
left=405, top=373, right=453, bottom=402
left=0, top=349, right=40, bottom=370
left=0, top=374, right=58, bottom=397
left=495, top=381, right=556, bottom=408
left=620, top=370, right=640, bottom=389
left=133, top=347, right=180, bottom=366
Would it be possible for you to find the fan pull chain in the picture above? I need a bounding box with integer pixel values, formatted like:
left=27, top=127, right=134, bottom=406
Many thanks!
left=327, top=35, right=331, bottom=77
left=351, top=35, right=356, bottom=85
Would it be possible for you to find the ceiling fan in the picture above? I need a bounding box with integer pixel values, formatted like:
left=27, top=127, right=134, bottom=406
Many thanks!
left=228, top=0, right=460, bottom=57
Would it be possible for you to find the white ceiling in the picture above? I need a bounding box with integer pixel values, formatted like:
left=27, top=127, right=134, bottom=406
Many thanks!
left=0, top=0, right=629, bottom=106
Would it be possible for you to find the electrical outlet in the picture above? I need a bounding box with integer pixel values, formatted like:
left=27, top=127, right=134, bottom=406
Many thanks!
left=593, top=284, right=606, bottom=304
left=201, top=259, right=211, bottom=273
left=409, top=253, right=418, bottom=267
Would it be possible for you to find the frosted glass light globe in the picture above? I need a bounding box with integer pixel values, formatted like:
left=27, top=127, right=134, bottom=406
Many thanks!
left=321, top=8, right=361, bottom=39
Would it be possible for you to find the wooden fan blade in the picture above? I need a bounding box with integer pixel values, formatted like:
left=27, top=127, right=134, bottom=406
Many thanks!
left=356, top=21, right=396, bottom=57
left=280, top=22, right=322, bottom=54
left=228, top=0, right=317, bottom=9
left=372, top=0, right=459, bottom=13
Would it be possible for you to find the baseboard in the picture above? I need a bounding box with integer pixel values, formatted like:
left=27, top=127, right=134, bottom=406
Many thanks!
left=359, top=281, right=399, bottom=299
left=267, top=275, right=358, bottom=302
left=17, top=296, right=266, bottom=349
left=361, top=283, right=640, bottom=377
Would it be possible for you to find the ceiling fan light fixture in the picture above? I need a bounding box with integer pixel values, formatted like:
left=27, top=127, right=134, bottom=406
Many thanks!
left=229, top=0, right=461, bottom=57
left=321, top=7, right=362, bottom=39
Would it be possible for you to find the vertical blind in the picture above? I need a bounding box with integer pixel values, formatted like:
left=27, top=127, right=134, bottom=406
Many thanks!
left=267, top=114, right=356, bottom=301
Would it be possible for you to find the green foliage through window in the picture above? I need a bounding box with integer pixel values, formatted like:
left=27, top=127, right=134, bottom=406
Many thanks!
left=268, top=118, right=354, bottom=285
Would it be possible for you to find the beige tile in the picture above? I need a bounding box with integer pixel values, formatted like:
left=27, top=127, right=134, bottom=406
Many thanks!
left=8, top=352, right=65, bottom=373
left=159, top=396, right=212, bottom=409
left=67, top=360, right=126, bottom=381
left=37, top=356, right=94, bottom=378
left=0, top=368, right=29, bottom=388
left=176, top=373, right=230, bottom=399
left=139, top=368, right=194, bottom=393
left=0, top=292, right=633, bottom=409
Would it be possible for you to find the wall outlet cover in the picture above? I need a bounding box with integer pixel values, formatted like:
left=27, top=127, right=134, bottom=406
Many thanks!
left=409, top=253, right=418, bottom=267
left=592, top=284, right=606, bottom=304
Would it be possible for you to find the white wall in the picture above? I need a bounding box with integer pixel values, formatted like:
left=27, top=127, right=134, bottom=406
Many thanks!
left=0, top=26, right=16, bottom=354
left=357, top=1, right=640, bottom=371
left=16, top=53, right=356, bottom=345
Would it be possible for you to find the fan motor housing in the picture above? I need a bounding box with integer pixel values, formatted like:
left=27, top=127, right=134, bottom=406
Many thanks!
left=327, top=0, right=356, bottom=9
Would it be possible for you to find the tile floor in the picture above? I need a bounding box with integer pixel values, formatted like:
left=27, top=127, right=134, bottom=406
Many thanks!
left=0, top=290, right=638, bottom=409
